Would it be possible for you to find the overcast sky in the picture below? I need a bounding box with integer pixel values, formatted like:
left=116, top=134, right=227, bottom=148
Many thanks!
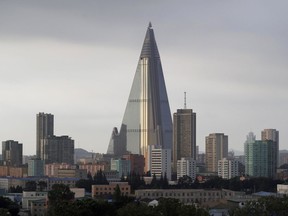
left=0, top=0, right=287, bottom=155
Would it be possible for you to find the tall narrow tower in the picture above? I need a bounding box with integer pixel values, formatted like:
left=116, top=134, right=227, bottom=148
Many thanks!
left=107, top=23, right=173, bottom=169
left=172, top=93, right=196, bottom=171
left=36, top=113, right=54, bottom=158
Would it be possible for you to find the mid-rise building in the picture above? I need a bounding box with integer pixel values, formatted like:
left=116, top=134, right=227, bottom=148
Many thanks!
left=28, top=158, right=44, bottom=177
left=177, top=157, right=196, bottom=181
left=173, top=108, right=196, bottom=171
left=37, top=113, right=54, bottom=159
left=218, top=158, right=239, bottom=179
left=2, top=140, right=23, bottom=166
left=245, top=132, right=277, bottom=178
left=148, top=145, right=171, bottom=180
left=111, top=158, right=131, bottom=178
left=41, top=136, right=74, bottom=164
left=205, top=133, right=228, bottom=173
left=122, top=154, right=145, bottom=175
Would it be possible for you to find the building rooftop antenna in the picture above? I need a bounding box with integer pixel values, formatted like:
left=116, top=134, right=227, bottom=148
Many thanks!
left=184, top=92, right=187, bottom=109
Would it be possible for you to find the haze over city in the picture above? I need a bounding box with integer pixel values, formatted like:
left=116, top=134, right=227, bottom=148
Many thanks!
left=0, top=0, right=287, bottom=155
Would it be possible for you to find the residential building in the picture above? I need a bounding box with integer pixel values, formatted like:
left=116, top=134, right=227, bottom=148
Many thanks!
left=41, top=136, right=74, bottom=164
left=218, top=158, right=239, bottom=179
left=111, top=158, right=131, bottom=178
left=177, top=157, right=196, bottom=181
left=173, top=108, right=196, bottom=171
left=106, top=23, right=173, bottom=172
left=148, top=145, right=171, bottom=180
left=245, top=132, right=277, bottom=178
left=2, top=140, right=23, bottom=166
left=122, top=154, right=145, bottom=175
left=28, top=158, right=44, bottom=177
left=205, top=133, right=228, bottom=173
left=261, top=129, right=279, bottom=166
left=36, top=113, right=54, bottom=159
left=0, top=166, right=27, bottom=178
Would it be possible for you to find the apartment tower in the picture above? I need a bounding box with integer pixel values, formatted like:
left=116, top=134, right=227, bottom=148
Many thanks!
left=173, top=105, right=196, bottom=171
left=205, top=133, right=228, bottom=173
left=36, top=113, right=54, bottom=158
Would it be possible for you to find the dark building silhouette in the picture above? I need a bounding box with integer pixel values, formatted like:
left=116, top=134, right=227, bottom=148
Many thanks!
left=36, top=113, right=54, bottom=158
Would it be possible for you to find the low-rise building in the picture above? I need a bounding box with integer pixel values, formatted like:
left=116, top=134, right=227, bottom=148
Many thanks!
left=92, top=182, right=131, bottom=198
left=22, top=191, right=48, bottom=210
left=135, top=189, right=240, bottom=204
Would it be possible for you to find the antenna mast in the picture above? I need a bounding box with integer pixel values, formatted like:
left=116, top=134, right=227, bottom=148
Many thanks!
left=184, top=92, right=187, bottom=109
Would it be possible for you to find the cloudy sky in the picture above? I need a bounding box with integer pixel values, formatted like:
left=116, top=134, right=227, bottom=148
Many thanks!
left=0, top=0, right=287, bottom=155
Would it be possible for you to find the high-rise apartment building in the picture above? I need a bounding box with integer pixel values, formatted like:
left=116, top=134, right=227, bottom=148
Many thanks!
left=36, top=113, right=54, bottom=158
left=205, top=133, right=228, bottom=173
left=148, top=145, right=171, bottom=180
left=41, top=136, right=74, bottom=164
left=107, top=23, right=173, bottom=171
left=245, top=132, right=277, bottom=178
left=261, top=129, right=279, bottom=167
left=2, top=140, right=23, bottom=166
left=177, top=157, right=196, bottom=181
left=173, top=108, right=196, bottom=171
left=218, top=158, right=239, bottom=179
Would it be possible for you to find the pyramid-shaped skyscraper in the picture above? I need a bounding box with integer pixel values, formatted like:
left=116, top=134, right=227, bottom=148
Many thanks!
left=107, top=23, right=172, bottom=165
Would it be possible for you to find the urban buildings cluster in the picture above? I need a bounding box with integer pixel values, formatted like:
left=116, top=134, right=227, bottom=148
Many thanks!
left=0, top=24, right=286, bottom=215
left=0, top=24, right=284, bottom=183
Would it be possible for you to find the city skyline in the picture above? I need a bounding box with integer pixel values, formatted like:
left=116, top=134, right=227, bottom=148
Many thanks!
left=0, top=1, right=287, bottom=155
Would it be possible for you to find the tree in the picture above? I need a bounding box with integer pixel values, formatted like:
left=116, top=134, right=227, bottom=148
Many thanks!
left=48, top=184, right=74, bottom=205
left=87, top=171, right=93, bottom=181
left=117, top=202, right=158, bottom=216
left=76, top=179, right=93, bottom=192
left=0, top=196, right=20, bottom=216
left=113, top=184, right=122, bottom=202
left=93, top=169, right=109, bottom=185
left=24, top=181, right=37, bottom=191
left=38, top=181, right=47, bottom=191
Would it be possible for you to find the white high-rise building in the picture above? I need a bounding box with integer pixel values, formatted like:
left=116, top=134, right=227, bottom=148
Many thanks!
left=177, top=157, right=196, bottom=181
left=218, top=158, right=239, bottom=179
left=148, top=145, right=171, bottom=180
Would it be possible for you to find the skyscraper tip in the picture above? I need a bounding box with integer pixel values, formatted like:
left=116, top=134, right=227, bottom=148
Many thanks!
left=148, top=22, right=152, bottom=29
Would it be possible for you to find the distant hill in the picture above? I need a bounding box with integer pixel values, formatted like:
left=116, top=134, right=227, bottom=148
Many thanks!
left=75, top=148, right=92, bottom=159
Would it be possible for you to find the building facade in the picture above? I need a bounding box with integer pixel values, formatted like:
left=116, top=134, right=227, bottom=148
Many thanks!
left=92, top=182, right=131, bottom=197
left=148, top=145, right=171, bottom=180
left=173, top=109, right=196, bottom=171
left=218, top=158, right=239, bottom=179
left=28, top=158, right=45, bottom=177
left=122, top=154, right=145, bottom=175
left=205, top=133, right=228, bottom=173
left=110, top=158, right=131, bottom=178
left=36, top=113, right=54, bottom=159
left=177, top=157, right=196, bottom=181
left=107, top=24, right=173, bottom=172
left=245, top=133, right=277, bottom=178
left=2, top=140, right=23, bottom=166
left=135, top=188, right=241, bottom=204
left=261, top=129, right=279, bottom=166
left=41, top=136, right=74, bottom=164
